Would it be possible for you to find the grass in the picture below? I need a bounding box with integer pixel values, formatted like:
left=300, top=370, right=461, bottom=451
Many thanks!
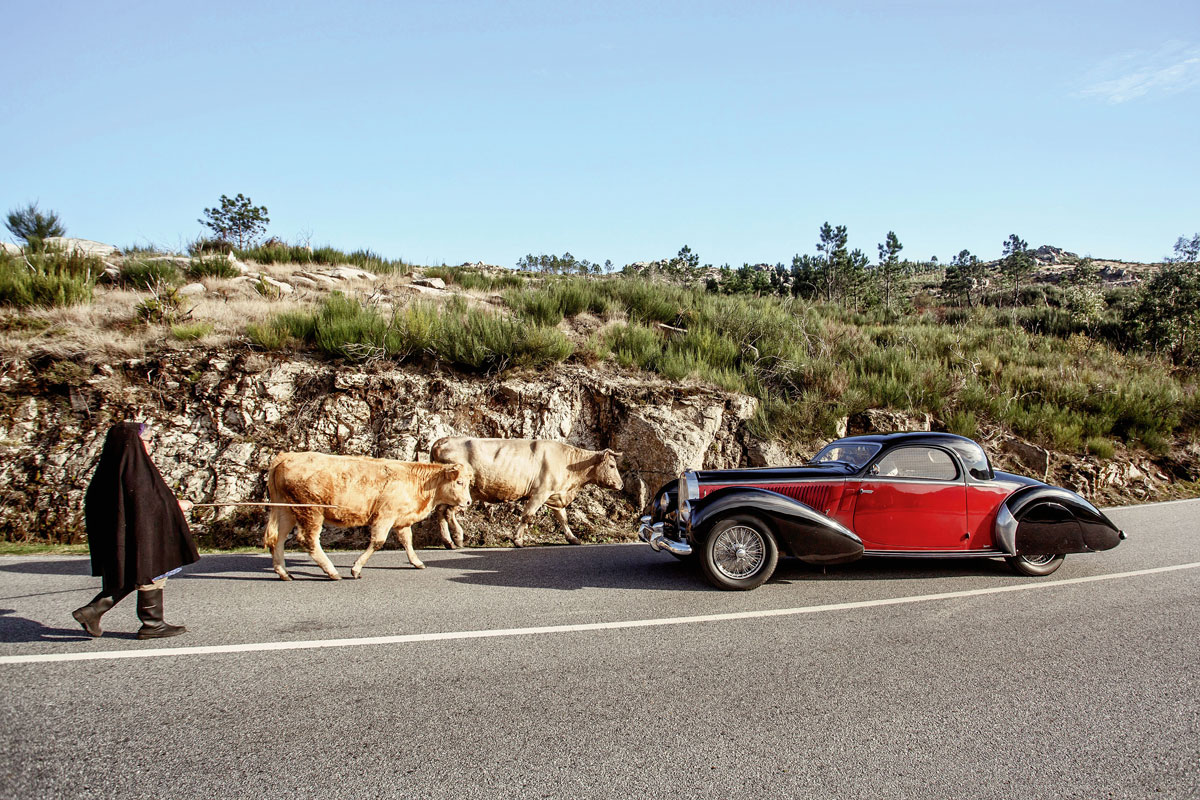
left=186, top=255, right=240, bottom=280
left=234, top=243, right=413, bottom=275
left=0, top=247, right=101, bottom=308
left=252, top=292, right=574, bottom=372
left=424, top=266, right=527, bottom=292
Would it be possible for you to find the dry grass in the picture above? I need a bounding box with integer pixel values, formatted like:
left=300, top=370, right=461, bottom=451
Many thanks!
left=0, top=264, right=466, bottom=364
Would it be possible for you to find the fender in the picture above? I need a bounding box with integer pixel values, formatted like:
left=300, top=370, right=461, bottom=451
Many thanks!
left=995, top=485, right=1124, bottom=556
left=690, top=487, right=863, bottom=565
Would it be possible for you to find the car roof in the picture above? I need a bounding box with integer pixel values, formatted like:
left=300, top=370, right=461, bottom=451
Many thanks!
left=828, top=432, right=980, bottom=449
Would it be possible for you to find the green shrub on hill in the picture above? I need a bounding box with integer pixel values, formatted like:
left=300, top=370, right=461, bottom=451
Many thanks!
left=0, top=247, right=99, bottom=308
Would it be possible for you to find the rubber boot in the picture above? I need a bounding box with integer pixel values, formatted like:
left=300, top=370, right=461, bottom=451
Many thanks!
left=72, top=592, right=117, bottom=638
left=135, top=588, right=186, bottom=639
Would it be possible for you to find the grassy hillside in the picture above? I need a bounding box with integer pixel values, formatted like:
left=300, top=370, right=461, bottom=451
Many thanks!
left=1, top=245, right=1197, bottom=473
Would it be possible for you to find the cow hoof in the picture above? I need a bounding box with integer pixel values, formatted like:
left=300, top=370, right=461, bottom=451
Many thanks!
left=567, top=538, right=582, bottom=546
left=412, top=562, right=426, bottom=570
left=350, top=570, right=362, bottom=579
left=443, top=542, right=457, bottom=550
left=329, top=573, right=342, bottom=581
left=276, top=573, right=292, bottom=582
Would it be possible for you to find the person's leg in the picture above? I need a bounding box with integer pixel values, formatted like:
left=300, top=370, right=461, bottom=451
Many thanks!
left=71, top=587, right=130, bottom=638
left=135, top=577, right=186, bottom=639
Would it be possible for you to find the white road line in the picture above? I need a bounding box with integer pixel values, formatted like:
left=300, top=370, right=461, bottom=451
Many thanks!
left=3, top=561, right=1198, bottom=666
left=1103, top=496, right=1200, bottom=513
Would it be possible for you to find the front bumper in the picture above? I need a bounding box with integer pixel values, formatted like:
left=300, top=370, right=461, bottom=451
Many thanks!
left=638, top=516, right=693, bottom=557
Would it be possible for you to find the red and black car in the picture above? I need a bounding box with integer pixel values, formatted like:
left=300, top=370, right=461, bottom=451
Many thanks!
left=639, top=432, right=1126, bottom=590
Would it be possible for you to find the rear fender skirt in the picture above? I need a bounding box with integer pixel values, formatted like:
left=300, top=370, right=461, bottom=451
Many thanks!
left=996, top=486, right=1123, bottom=556
left=690, top=487, right=863, bottom=565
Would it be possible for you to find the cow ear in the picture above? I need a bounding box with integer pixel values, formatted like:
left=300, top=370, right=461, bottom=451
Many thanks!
left=448, top=464, right=464, bottom=477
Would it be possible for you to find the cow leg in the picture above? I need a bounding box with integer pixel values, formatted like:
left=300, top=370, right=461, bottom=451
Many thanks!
left=397, top=526, right=425, bottom=569
left=301, top=517, right=341, bottom=580
left=436, top=505, right=457, bottom=550
left=512, top=493, right=551, bottom=547
left=350, top=518, right=393, bottom=579
left=551, top=506, right=582, bottom=545
left=448, top=506, right=466, bottom=548
left=269, top=507, right=297, bottom=581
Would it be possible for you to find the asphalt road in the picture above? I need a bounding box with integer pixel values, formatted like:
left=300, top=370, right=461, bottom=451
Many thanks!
left=1, top=499, right=1197, bottom=799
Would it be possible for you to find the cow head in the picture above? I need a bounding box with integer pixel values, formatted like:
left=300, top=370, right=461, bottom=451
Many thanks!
left=439, top=463, right=474, bottom=507
left=593, top=449, right=624, bottom=491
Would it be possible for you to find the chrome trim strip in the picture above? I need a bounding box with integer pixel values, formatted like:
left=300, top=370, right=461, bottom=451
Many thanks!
left=864, top=549, right=1008, bottom=559
left=685, top=472, right=700, bottom=500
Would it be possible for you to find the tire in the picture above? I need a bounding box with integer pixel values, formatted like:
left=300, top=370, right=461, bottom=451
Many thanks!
left=700, top=515, right=779, bottom=591
left=1006, top=554, right=1065, bottom=577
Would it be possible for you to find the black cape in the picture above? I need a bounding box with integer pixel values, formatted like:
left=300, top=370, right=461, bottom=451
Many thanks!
left=84, top=423, right=199, bottom=594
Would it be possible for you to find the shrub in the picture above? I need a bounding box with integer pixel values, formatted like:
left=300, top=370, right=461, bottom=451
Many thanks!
left=170, top=322, right=213, bottom=341
left=135, top=286, right=185, bottom=325
left=186, top=256, right=240, bottom=280
left=1086, top=437, right=1115, bottom=460
left=0, top=247, right=99, bottom=308
left=118, top=259, right=181, bottom=290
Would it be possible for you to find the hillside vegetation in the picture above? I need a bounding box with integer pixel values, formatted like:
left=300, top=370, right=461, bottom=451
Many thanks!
left=1, top=233, right=1198, bottom=484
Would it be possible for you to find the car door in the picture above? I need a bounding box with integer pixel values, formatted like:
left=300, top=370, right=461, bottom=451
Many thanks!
left=853, top=445, right=968, bottom=550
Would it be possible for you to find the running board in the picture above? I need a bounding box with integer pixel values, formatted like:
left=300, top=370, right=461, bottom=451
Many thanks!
left=864, top=549, right=1008, bottom=559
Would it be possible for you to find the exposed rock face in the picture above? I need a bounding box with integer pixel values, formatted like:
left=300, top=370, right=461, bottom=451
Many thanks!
left=42, top=237, right=120, bottom=258
left=0, top=353, right=759, bottom=548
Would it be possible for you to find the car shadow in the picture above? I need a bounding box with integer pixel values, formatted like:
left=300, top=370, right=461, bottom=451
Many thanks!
left=424, top=544, right=713, bottom=593
left=769, top=555, right=1016, bottom=584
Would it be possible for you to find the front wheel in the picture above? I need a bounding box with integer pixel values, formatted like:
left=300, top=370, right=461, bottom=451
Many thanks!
left=1006, top=554, right=1065, bottom=576
left=700, top=515, right=779, bottom=591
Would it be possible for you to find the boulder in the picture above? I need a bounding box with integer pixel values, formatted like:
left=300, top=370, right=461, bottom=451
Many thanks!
left=328, top=266, right=376, bottom=282
left=178, top=283, right=207, bottom=296
left=1002, top=438, right=1051, bottom=478
left=43, top=237, right=119, bottom=258
left=412, top=276, right=447, bottom=290
left=2, top=242, right=22, bottom=256
left=849, top=409, right=931, bottom=435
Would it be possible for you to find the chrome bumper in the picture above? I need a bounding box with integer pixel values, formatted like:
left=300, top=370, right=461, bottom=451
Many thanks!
left=638, top=516, right=693, bottom=557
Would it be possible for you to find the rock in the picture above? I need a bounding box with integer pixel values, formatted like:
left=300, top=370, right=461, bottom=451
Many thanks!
left=747, top=439, right=793, bottom=467
left=328, top=267, right=376, bottom=282
left=412, top=276, right=447, bottom=290
left=297, top=271, right=338, bottom=286
left=849, top=409, right=931, bottom=435
left=403, top=284, right=445, bottom=296
left=259, top=276, right=294, bottom=295
left=1003, top=438, right=1051, bottom=478
left=612, top=401, right=728, bottom=490
left=290, top=276, right=318, bottom=288
left=2, top=242, right=22, bottom=256
left=178, top=283, right=207, bottom=296
left=43, top=237, right=119, bottom=258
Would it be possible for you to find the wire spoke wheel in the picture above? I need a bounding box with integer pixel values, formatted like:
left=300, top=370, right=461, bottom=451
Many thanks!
left=713, top=525, right=767, bottom=579
left=702, top=516, right=779, bottom=590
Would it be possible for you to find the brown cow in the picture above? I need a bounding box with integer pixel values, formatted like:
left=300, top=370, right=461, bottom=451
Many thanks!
left=263, top=452, right=473, bottom=580
left=430, top=437, right=623, bottom=547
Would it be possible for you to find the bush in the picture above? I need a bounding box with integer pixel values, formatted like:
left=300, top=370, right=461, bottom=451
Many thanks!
left=186, top=256, right=240, bottom=280
left=0, top=247, right=99, bottom=308
left=1086, top=437, right=1115, bottom=460
left=118, top=259, right=181, bottom=290
left=170, top=322, right=213, bottom=341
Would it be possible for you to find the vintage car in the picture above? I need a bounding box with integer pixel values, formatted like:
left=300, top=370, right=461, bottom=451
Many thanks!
left=638, top=432, right=1126, bottom=590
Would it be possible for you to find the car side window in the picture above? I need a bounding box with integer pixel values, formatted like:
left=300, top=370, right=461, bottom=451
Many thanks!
left=872, top=447, right=959, bottom=481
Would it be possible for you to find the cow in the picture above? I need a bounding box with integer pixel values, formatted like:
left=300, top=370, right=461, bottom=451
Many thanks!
left=263, top=452, right=473, bottom=581
left=430, top=437, right=623, bottom=548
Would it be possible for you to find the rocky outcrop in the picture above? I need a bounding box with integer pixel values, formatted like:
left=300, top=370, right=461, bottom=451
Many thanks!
left=42, top=237, right=120, bottom=258
left=0, top=352, right=760, bottom=548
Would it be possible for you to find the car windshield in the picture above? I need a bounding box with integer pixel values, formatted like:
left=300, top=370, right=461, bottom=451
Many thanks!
left=810, top=441, right=881, bottom=469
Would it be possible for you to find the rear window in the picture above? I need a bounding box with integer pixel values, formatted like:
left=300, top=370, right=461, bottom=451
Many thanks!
left=811, top=442, right=881, bottom=470
left=947, top=440, right=993, bottom=480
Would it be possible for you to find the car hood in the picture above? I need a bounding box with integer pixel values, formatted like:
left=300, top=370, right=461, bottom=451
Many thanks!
left=692, top=463, right=857, bottom=482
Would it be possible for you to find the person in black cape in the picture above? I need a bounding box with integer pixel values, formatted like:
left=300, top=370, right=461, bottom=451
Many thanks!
left=72, top=422, right=199, bottom=639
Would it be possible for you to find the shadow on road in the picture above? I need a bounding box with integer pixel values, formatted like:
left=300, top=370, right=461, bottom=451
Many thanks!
left=0, top=607, right=140, bottom=644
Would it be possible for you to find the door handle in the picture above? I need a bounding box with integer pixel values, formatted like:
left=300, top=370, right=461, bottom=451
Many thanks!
left=859, top=488, right=874, bottom=494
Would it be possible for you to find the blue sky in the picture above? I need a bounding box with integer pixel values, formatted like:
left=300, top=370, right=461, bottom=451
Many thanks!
left=3, top=1, right=1198, bottom=267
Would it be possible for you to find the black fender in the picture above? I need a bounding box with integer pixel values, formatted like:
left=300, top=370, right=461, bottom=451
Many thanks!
left=995, top=485, right=1124, bottom=556
left=690, top=487, right=863, bottom=565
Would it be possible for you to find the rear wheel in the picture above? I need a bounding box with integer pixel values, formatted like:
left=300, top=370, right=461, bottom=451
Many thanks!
left=700, top=515, right=779, bottom=591
left=1006, top=554, right=1065, bottom=576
